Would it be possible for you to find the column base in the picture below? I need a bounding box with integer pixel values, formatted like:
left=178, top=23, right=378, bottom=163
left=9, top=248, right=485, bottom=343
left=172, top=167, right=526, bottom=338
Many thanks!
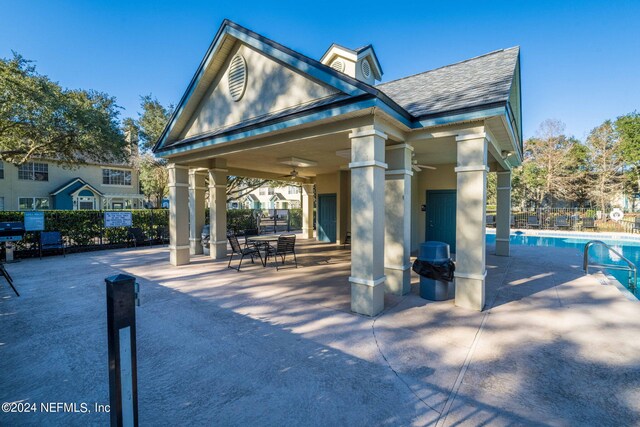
left=495, top=239, right=510, bottom=257
left=350, top=277, right=385, bottom=316
left=454, top=272, right=486, bottom=311
left=210, top=241, right=228, bottom=259
left=190, top=238, right=203, bottom=255
left=170, top=246, right=190, bottom=266
left=302, top=227, right=314, bottom=239
left=384, top=265, right=411, bottom=296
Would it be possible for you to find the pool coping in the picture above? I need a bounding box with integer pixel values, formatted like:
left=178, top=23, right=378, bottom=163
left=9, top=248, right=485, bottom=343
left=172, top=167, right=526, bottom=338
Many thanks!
left=486, top=228, right=640, bottom=242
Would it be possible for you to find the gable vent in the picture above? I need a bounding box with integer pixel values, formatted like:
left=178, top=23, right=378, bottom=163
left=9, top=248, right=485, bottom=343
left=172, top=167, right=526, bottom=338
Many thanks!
left=361, top=59, right=371, bottom=79
left=330, top=58, right=345, bottom=72
left=228, top=55, right=247, bottom=102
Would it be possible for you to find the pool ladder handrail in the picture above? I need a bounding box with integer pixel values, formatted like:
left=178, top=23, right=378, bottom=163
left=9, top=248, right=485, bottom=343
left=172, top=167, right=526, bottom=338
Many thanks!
left=583, top=240, right=637, bottom=294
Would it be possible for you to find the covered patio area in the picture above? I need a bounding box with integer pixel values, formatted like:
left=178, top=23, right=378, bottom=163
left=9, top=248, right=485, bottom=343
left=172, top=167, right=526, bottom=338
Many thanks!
left=153, top=21, right=523, bottom=316
left=1, top=241, right=638, bottom=425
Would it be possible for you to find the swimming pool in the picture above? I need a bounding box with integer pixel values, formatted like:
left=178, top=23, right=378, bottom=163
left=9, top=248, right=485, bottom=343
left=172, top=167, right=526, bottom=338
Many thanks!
left=486, top=232, right=640, bottom=298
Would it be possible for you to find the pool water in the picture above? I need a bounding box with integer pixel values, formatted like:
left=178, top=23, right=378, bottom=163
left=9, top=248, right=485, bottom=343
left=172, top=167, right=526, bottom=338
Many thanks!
left=486, top=233, right=640, bottom=297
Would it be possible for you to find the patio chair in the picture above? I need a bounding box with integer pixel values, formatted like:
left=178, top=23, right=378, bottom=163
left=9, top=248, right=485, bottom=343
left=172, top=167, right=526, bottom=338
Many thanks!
left=526, top=216, right=540, bottom=229
left=343, top=231, right=351, bottom=248
left=128, top=227, right=152, bottom=247
left=266, top=234, right=297, bottom=270
left=155, top=226, right=169, bottom=244
left=39, top=231, right=65, bottom=259
left=582, top=217, right=597, bottom=231
left=486, top=215, right=496, bottom=227
left=243, top=228, right=261, bottom=249
left=553, top=216, right=570, bottom=230
left=227, top=234, right=262, bottom=271
left=633, top=217, right=640, bottom=234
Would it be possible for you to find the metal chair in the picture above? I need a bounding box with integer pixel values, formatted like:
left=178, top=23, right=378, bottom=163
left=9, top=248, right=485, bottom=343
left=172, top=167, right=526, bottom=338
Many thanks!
left=554, top=216, right=570, bottom=229
left=266, top=234, right=297, bottom=270
left=128, top=227, right=152, bottom=247
left=582, top=217, right=597, bottom=230
left=343, top=231, right=351, bottom=248
left=39, top=231, right=65, bottom=259
left=526, top=216, right=540, bottom=229
left=227, top=234, right=262, bottom=271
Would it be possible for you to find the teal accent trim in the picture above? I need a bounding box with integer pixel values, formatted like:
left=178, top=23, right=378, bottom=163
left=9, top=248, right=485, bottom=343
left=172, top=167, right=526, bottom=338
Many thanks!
left=417, top=106, right=504, bottom=128
left=227, top=27, right=365, bottom=97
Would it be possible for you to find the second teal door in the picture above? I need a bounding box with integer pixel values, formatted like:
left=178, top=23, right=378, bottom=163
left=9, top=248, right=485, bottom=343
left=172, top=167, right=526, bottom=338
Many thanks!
left=318, top=194, right=337, bottom=243
left=426, top=190, right=457, bottom=253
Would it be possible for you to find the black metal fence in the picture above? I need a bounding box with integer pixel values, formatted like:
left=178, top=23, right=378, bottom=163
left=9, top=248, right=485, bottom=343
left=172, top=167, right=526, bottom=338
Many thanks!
left=486, top=207, right=639, bottom=233
left=0, top=209, right=170, bottom=258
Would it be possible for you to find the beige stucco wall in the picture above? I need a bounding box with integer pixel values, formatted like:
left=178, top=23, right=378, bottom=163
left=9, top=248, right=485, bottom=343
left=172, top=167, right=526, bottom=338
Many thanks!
left=411, top=164, right=457, bottom=252
left=0, top=160, right=141, bottom=211
left=182, top=43, right=339, bottom=139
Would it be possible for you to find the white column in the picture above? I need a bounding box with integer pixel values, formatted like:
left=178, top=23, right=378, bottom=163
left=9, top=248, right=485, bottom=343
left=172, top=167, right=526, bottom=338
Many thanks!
left=189, top=170, right=207, bottom=255
left=302, top=183, right=315, bottom=239
left=168, top=163, right=190, bottom=266
left=454, top=133, right=488, bottom=311
left=349, top=125, right=387, bottom=316
left=495, top=170, right=511, bottom=257
left=384, top=143, right=413, bottom=295
left=208, top=160, right=228, bottom=259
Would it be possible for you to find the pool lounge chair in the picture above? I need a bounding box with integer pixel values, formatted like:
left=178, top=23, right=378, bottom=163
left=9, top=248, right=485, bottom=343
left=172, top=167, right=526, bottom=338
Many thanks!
left=526, top=216, right=540, bottom=229
left=554, top=216, right=570, bottom=230
left=486, top=215, right=496, bottom=228
left=632, top=217, right=640, bottom=234
left=582, top=217, right=597, bottom=231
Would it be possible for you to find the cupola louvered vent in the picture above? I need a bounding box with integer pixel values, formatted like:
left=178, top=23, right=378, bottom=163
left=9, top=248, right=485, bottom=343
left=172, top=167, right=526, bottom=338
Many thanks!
left=330, top=58, right=345, bottom=72
left=228, top=55, right=247, bottom=102
left=361, top=59, right=371, bottom=79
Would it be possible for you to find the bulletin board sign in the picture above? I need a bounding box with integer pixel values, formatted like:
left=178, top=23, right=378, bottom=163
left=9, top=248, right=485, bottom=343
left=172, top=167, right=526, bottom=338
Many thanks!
left=24, top=211, right=45, bottom=231
left=104, top=211, right=133, bottom=228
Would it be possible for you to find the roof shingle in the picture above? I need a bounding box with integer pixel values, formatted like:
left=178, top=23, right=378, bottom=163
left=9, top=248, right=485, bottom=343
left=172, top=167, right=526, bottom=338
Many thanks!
left=376, top=47, right=519, bottom=118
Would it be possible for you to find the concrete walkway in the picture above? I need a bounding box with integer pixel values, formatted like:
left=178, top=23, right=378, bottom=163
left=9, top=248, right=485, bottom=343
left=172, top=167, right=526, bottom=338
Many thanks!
left=1, top=239, right=639, bottom=426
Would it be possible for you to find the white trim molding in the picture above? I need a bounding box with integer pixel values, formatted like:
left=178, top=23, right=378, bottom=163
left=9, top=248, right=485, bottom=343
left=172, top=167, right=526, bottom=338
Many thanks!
left=168, top=183, right=189, bottom=188
left=454, top=165, right=490, bottom=173
left=385, top=143, right=414, bottom=152
left=169, top=245, right=190, bottom=250
left=348, top=160, right=388, bottom=170
left=349, top=275, right=386, bottom=287
left=167, top=164, right=190, bottom=170
left=385, top=169, right=413, bottom=176
left=349, top=129, right=388, bottom=140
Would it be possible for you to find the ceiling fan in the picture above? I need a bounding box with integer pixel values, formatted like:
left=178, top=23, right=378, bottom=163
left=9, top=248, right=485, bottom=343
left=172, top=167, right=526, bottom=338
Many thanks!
left=279, top=168, right=309, bottom=180
left=412, top=159, right=436, bottom=172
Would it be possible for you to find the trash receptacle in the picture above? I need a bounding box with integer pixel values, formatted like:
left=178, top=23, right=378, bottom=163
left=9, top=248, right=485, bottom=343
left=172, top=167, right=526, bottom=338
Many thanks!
left=412, top=241, right=455, bottom=301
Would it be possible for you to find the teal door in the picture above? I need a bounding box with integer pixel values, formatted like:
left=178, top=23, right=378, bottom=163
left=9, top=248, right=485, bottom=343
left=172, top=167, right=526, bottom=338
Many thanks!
left=426, top=190, right=457, bottom=252
left=318, top=194, right=337, bottom=243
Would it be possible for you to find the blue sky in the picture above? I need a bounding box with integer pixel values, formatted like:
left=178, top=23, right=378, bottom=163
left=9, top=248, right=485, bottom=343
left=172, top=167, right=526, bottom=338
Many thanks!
left=1, top=0, right=638, bottom=140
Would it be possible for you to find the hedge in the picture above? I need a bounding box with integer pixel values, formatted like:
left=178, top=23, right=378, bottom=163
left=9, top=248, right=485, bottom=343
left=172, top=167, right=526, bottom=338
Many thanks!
left=1, top=208, right=302, bottom=257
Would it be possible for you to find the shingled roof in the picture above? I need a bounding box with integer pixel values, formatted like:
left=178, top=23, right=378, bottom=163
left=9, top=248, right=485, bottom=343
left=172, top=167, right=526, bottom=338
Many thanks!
left=376, top=47, right=519, bottom=119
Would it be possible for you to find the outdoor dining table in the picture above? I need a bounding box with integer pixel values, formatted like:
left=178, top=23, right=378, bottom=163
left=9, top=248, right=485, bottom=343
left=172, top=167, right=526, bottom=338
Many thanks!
left=247, top=235, right=280, bottom=266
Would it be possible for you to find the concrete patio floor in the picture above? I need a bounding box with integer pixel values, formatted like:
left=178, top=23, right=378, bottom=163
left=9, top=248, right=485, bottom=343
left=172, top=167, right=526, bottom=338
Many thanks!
left=1, top=237, right=639, bottom=426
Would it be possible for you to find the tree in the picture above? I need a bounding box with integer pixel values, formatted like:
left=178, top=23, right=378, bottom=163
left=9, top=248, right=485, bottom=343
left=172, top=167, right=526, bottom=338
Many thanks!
left=137, top=95, right=172, bottom=151
left=585, top=120, right=624, bottom=211
left=138, top=153, right=169, bottom=206
left=616, top=111, right=640, bottom=191
left=520, top=119, right=585, bottom=206
left=0, top=53, right=127, bottom=165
